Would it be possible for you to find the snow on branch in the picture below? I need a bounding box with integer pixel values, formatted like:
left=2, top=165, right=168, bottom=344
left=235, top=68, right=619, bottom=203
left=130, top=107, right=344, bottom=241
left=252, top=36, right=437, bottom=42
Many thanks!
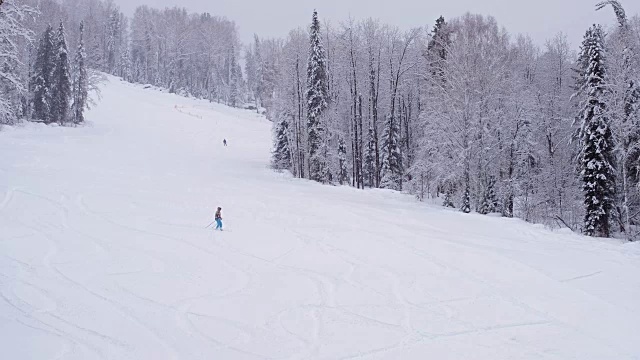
left=596, top=0, right=627, bottom=27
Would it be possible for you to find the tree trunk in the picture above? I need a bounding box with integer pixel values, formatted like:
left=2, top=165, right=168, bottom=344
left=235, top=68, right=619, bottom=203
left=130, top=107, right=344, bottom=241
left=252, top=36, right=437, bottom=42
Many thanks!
left=372, top=50, right=382, bottom=187
left=295, top=56, right=305, bottom=178
left=358, top=95, right=364, bottom=188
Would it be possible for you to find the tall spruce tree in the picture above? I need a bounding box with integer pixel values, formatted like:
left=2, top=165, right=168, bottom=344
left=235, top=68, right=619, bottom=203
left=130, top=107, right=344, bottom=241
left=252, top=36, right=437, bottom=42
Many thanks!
left=119, top=43, right=133, bottom=82
left=306, top=10, right=329, bottom=183
left=51, top=21, right=71, bottom=124
left=31, top=24, right=55, bottom=123
left=106, top=9, right=120, bottom=73
left=338, top=137, right=349, bottom=185
left=253, top=34, right=265, bottom=110
left=461, top=173, right=471, bottom=214
left=443, top=184, right=455, bottom=208
left=244, top=46, right=257, bottom=106
left=577, top=25, right=617, bottom=237
left=272, top=109, right=293, bottom=171
left=72, top=21, right=88, bottom=124
left=89, top=30, right=104, bottom=72
left=479, top=177, right=499, bottom=214
left=380, top=114, right=402, bottom=190
left=364, top=126, right=376, bottom=187
left=427, top=16, right=451, bottom=80
left=228, top=48, right=242, bottom=107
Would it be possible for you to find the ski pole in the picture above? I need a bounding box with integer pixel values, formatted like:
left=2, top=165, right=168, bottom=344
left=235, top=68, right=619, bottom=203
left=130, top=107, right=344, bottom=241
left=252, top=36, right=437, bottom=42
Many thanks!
left=205, top=221, right=214, bottom=228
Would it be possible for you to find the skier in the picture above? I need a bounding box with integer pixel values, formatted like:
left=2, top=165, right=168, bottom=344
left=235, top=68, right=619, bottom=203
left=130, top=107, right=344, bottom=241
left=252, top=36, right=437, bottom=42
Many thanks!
left=214, top=207, right=223, bottom=231
left=223, top=139, right=227, bottom=146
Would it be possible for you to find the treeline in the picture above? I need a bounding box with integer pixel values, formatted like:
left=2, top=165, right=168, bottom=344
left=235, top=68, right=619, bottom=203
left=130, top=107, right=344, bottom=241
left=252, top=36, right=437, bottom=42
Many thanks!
left=266, top=3, right=640, bottom=239
left=125, top=6, right=243, bottom=104
left=2, top=0, right=638, bottom=239
left=0, top=0, right=245, bottom=126
left=1, top=0, right=108, bottom=125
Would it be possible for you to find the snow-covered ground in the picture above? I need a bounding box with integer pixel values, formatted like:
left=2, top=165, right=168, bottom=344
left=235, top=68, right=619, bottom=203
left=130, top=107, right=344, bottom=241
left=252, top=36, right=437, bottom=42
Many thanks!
left=1, top=76, right=640, bottom=360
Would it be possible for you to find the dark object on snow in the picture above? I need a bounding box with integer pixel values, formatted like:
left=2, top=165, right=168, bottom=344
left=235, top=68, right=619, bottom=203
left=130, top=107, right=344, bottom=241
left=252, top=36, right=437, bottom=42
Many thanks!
left=214, top=207, right=223, bottom=230
left=223, top=139, right=227, bottom=146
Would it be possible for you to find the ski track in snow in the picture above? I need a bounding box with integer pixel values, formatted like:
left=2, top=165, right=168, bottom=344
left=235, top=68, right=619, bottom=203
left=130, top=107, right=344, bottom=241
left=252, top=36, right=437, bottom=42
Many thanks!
left=1, top=76, right=640, bottom=359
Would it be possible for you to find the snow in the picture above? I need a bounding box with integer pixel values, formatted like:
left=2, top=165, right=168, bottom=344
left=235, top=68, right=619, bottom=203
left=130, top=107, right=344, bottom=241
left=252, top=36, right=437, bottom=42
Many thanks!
left=2, top=75, right=640, bottom=359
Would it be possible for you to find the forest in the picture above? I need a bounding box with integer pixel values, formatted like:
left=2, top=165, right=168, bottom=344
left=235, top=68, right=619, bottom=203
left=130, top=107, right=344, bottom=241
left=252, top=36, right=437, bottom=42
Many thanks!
left=264, top=4, right=640, bottom=240
left=1, top=0, right=638, bottom=239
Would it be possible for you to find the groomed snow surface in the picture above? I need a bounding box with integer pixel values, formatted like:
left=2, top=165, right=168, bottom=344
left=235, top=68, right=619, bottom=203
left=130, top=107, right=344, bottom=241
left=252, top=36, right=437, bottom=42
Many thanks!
left=2, top=76, right=640, bottom=360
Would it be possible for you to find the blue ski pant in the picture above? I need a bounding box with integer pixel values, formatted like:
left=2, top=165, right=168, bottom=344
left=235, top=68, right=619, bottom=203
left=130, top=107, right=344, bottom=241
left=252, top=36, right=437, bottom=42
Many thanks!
left=215, top=219, right=222, bottom=230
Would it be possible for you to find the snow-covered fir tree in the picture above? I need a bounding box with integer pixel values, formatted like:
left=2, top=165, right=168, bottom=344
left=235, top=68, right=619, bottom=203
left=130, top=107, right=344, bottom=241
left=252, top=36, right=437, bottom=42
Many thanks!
left=577, top=25, right=617, bottom=237
left=272, top=109, right=293, bottom=171
left=71, top=21, right=88, bottom=125
left=250, top=34, right=266, bottom=110
left=228, top=47, right=243, bottom=107
left=461, top=173, right=471, bottom=214
left=443, top=184, right=455, bottom=208
left=364, top=126, right=376, bottom=187
left=31, top=24, right=55, bottom=123
left=426, top=16, right=451, bottom=80
left=479, top=177, right=499, bottom=214
left=106, top=8, right=121, bottom=74
left=380, top=114, right=402, bottom=190
left=118, top=45, right=132, bottom=82
left=338, top=137, right=349, bottom=185
left=89, top=29, right=104, bottom=72
left=306, top=10, right=329, bottom=183
left=244, top=44, right=257, bottom=107
left=51, top=21, right=72, bottom=124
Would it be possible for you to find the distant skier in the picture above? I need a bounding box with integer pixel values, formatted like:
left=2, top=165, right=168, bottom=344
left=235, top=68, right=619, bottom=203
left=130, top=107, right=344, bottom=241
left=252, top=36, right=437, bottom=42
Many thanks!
left=223, top=139, right=227, bottom=146
left=214, top=207, right=223, bottom=231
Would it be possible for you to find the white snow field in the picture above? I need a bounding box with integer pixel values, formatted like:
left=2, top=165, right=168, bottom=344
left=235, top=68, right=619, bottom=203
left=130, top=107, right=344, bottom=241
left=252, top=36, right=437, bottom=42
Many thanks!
left=2, top=76, right=640, bottom=360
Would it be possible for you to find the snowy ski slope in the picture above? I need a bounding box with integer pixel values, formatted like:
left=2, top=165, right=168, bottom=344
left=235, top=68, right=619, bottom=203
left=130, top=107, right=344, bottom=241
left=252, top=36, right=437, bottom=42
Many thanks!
left=1, top=76, right=640, bottom=359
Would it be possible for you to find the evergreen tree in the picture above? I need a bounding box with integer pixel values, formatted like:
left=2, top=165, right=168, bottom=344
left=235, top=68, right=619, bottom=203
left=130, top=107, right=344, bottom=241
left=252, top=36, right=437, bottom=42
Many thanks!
left=427, top=16, right=449, bottom=56
left=272, top=110, right=293, bottom=171
left=364, top=126, right=376, bottom=187
left=51, top=21, right=72, bottom=124
left=577, top=25, right=617, bottom=237
left=252, top=34, right=265, bottom=110
left=106, top=9, right=121, bottom=74
left=244, top=46, right=257, bottom=105
left=89, top=24, right=104, bottom=72
left=443, top=184, right=455, bottom=208
left=380, top=114, right=402, bottom=190
left=306, top=10, right=329, bottom=183
left=338, top=137, right=349, bottom=185
left=479, top=176, right=499, bottom=214
left=228, top=48, right=242, bottom=107
left=573, top=27, right=598, bottom=113
left=427, top=16, right=451, bottom=80
left=31, top=25, right=55, bottom=123
left=461, top=176, right=471, bottom=214
left=72, top=21, right=88, bottom=125
left=119, top=45, right=132, bottom=82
